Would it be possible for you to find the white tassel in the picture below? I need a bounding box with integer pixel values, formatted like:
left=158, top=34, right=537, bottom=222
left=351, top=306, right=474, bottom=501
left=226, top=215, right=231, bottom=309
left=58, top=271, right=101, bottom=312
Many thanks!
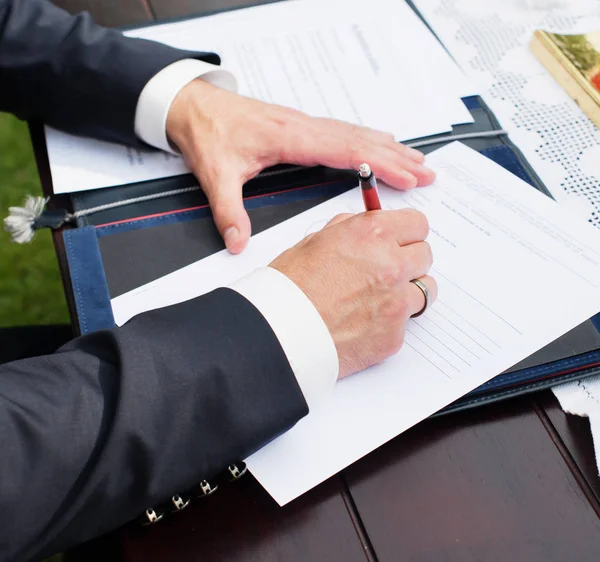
left=3, top=196, right=47, bottom=243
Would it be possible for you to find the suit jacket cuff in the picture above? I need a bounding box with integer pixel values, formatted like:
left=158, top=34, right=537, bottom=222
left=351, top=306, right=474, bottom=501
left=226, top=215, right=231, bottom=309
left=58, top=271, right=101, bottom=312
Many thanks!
left=229, top=267, right=339, bottom=409
left=135, top=59, right=238, bottom=153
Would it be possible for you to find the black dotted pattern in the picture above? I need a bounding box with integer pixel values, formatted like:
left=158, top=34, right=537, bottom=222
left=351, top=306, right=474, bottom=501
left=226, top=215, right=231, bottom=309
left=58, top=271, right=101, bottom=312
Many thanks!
left=429, top=0, right=600, bottom=226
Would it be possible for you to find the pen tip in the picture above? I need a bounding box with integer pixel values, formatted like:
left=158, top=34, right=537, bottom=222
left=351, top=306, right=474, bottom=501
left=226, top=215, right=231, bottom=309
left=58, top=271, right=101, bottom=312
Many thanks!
left=358, top=163, right=371, bottom=178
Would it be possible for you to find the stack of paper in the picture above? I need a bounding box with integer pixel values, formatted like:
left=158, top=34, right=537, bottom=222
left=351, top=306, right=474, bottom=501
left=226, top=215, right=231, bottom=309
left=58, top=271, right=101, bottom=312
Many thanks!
left=45, top=0, right=475, bottom=194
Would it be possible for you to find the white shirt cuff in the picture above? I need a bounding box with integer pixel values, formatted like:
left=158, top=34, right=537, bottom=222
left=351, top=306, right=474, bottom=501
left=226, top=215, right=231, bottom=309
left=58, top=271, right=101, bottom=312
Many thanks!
left=134, top=58, right=237, bottom=154
left=229, top=267, right=339, bottom=410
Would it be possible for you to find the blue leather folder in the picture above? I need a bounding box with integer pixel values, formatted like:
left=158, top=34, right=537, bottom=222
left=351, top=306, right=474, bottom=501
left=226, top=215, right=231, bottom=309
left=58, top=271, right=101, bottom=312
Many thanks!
left=36, top=2, right=600, bottom=416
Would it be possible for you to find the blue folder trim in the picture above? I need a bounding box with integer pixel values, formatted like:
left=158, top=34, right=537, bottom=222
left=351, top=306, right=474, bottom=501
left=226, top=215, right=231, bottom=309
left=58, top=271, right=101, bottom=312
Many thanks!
left=63, top=227, right=115, bottom=334
left=480, top=146, right=535, bottom=187
left=96, top=179, right=355, bottom=238
left=467, top=350, right=600, bottom=396
left=438, top=365, right=600, bottom=415
left=461, top=96, right=481, bottom=110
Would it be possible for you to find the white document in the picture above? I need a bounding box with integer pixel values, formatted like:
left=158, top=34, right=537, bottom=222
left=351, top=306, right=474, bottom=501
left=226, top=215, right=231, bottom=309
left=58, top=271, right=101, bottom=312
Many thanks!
left=45, top=0, right=473, bottom=193
left=353, top=0, right=476, bottom=124
left=111, top=142, right=600, bottom=505
left=44, top=129, right=190, bottom=194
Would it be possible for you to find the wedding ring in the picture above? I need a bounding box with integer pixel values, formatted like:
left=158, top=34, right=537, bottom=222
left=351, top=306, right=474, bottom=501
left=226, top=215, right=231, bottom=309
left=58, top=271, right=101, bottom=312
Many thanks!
left=409, top=279, right=429, bottom=318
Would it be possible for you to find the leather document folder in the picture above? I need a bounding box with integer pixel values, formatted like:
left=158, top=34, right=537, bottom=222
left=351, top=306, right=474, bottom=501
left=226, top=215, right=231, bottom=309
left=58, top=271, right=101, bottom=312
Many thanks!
left=32, top=1, right=600, bottom=416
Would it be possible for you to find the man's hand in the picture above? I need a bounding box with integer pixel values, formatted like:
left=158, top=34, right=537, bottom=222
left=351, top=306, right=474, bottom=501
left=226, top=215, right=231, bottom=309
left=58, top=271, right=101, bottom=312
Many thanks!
left=166, top=79, right=435, bottom=254
left=270, top=209, right=437, bottom=378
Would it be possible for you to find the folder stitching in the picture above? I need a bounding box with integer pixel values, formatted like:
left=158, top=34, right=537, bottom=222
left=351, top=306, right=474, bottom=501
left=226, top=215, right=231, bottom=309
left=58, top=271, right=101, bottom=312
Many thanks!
left=64, top=231, right=88, bottom=335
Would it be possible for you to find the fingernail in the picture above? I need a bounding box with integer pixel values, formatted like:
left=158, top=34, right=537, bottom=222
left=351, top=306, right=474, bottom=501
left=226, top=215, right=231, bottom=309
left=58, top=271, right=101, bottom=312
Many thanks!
left=408, top=148, right=425, bottom=162
left=423, top=167, right=436, bottom=181
left=224, top=226, right=240, bottom=250
left=415, top=167, right=436, bottom=187
left=403, top=172, right=418, bottom=189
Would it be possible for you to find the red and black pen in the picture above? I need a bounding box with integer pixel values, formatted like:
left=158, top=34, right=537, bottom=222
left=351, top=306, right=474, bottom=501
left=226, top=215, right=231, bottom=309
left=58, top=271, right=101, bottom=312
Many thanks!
left=358, top=163, right=381, bottom=211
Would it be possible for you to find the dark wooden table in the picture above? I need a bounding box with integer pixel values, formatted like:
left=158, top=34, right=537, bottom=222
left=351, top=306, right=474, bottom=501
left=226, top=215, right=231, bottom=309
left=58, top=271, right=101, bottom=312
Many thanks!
left=40, top=1, right=600, bottom=560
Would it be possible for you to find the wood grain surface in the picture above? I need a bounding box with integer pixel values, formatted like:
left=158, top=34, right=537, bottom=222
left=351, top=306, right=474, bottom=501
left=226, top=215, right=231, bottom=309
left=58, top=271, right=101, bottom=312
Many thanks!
left=344, top=398, right=600, bottom=562
left=120, top=475, right=369, bottom=562
left=539, top=393, right=600, bottom=507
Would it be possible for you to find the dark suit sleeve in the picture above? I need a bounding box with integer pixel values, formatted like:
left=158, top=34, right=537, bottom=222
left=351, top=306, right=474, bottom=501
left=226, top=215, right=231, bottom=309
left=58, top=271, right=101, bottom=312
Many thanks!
left=0, top=288, right=308, bottom=562
left=0, top=0, right=216, bottom=146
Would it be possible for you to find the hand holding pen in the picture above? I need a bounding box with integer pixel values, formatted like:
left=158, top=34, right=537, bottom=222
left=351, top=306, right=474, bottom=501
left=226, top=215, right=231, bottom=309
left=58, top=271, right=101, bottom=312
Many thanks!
left=357, top=162, right=431, bottom=318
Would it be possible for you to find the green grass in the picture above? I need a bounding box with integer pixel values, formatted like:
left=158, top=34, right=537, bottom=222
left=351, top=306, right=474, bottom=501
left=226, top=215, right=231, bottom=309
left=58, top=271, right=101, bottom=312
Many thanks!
left=0, top=113, right=68, bottom=326
left=0, top=114, right=67, bottom=558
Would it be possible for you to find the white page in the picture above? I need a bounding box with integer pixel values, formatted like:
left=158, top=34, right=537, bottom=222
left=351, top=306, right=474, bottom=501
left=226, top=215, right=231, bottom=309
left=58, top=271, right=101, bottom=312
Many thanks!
left=301, top=0, right=476, bottom=125
left=332, top=0, right=477, bottom=123
left=111, top=142, right=600, bottom=504
left=45, top=0, right=468, bottom=193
